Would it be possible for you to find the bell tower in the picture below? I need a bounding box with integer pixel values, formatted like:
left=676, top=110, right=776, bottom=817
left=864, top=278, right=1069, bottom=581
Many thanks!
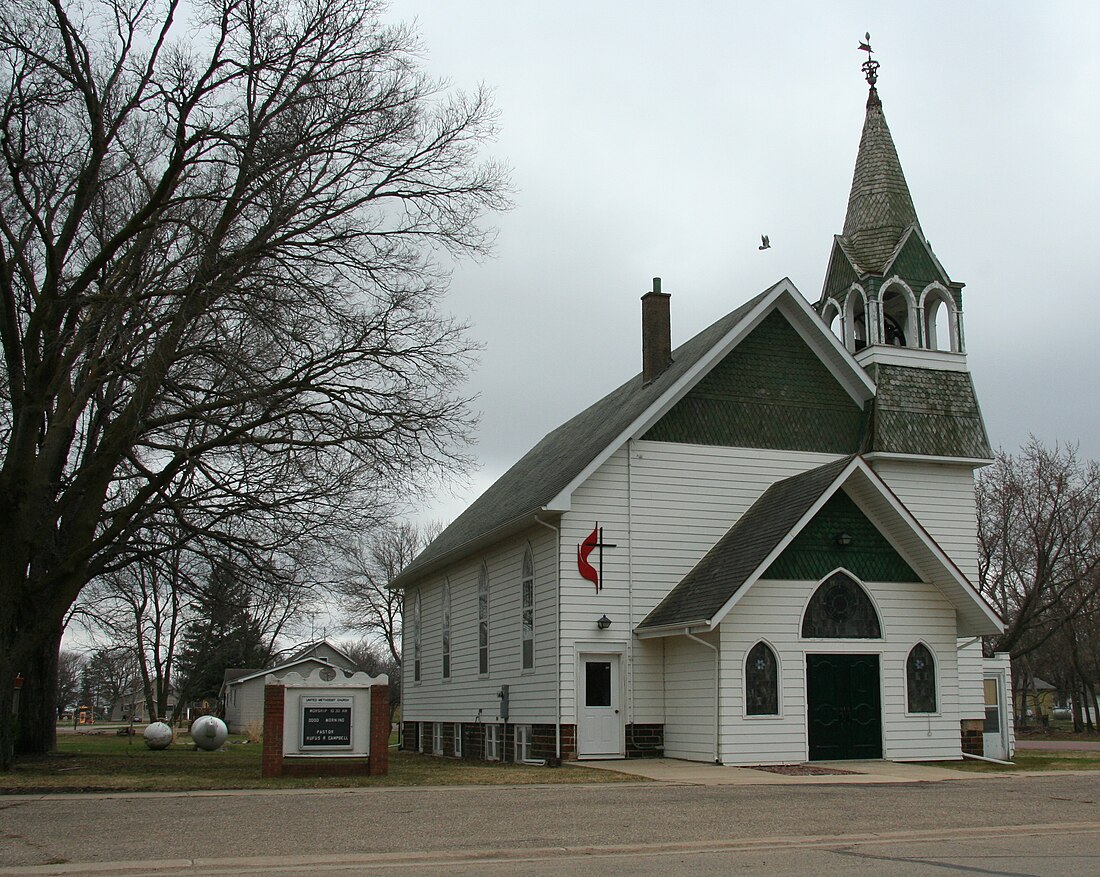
left=819, top=40, right=991, bottom=463
left=818, top=41, right=965, bottom=362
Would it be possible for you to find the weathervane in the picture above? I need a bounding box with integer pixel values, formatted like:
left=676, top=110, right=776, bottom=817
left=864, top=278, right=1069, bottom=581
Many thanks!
left=858, top=32, right=879, bottom=87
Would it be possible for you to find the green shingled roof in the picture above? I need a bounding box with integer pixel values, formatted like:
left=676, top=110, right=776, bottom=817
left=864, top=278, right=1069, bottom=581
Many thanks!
left=841, top=87, right=921, bottom=275
left=863, top=364, right=992, bottom=459
left=637, top=457, right=854, bottom=630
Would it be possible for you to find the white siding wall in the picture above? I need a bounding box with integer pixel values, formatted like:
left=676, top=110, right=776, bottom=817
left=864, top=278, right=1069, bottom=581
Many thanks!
left=871, top=459, right=988, bottom=720
left=225, top=678, right=267, bottom=733
left=663, top=633, right=716, bottom=761
left=716, top=577, right=962, bottom=765
left=560, top=442, right=841, bottom=724
left=401, top=526, right=559, bottom=724
left=870, top=460, right=980, bottom=582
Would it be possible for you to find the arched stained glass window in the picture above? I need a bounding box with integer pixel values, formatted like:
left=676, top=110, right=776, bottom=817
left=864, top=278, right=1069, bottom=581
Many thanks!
left=907, top=643, right=937, bottom=713
left=745, top=642, right=779, bottom=716
left=802, top=571, right=881, bottom=638
left=521, top=547, right=534, bottom=671
left=478, top=563, right=489, bottom=675
left=441, top=578, right=451, bottom=679
left=411, top=590, right=422, bottom=682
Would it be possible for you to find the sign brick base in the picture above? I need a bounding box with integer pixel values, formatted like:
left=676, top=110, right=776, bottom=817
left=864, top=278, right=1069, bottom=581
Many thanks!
left=262, top=683, right=389, bottom=778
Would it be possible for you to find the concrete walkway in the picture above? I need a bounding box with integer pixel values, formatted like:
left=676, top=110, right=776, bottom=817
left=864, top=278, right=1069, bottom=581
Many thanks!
left=569, top=758, right=999, bottom=785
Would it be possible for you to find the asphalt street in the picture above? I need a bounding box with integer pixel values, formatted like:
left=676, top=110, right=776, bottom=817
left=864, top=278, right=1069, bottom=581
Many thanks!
left=2, top=773, right=1098, bottom=876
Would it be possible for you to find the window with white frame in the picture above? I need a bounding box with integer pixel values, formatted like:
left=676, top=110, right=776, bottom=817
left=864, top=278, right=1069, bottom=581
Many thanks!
left=478, top=563, right=490, bottom=675
left=483, top=723, right=499, bottom=760
left=432, top=722, right=443, bottom=755
left=441, top=578, right=451, bottom=680
left=521, top=547, right=535, bottom=670
left=411, top=590, right=422, bottom=682
left=514, top=724, right=532, bottom=763
left=906, top=643, right=937, bottom=713
left=453, top=722, right=462, bottom=757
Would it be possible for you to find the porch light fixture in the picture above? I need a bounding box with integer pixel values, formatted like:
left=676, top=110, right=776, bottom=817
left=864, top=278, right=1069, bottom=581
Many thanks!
left=836, top=533, right=853, bottom=548
left=596, top=614, right=612, bottom=630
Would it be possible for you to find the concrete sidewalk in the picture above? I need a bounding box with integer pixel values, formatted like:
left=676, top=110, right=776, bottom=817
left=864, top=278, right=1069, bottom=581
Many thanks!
left=568, top=758, right=998, bottom=785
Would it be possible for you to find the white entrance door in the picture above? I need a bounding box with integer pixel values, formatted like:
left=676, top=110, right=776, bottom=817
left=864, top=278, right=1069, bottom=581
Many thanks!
left=578, top=654, right=622, bottom=758
left=983, top=674, right=1007, bottom=760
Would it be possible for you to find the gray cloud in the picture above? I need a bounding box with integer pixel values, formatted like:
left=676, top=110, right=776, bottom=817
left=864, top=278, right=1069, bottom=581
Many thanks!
left=393, top=0, right=1100, bottom=525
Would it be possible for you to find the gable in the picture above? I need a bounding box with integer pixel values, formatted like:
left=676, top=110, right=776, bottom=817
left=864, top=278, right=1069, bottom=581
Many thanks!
left=763, top=489, right=920, bottom=583
left=642, top=309, right=866, bottom=453
left=821, top=237, right=860, bottom=303
left=886, top=232, right=950, bottom=292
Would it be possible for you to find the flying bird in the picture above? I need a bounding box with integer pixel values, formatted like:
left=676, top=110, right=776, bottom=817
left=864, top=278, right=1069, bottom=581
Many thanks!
left=759, top=235, right=770, bottom=250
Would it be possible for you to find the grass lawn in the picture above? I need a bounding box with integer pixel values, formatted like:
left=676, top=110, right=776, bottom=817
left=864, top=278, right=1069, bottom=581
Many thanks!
left=0, top=732, right=639, bottom=794
left=925, top=751, right=1100, bottom=772
left=1015, top=720, right=1100, bottom=743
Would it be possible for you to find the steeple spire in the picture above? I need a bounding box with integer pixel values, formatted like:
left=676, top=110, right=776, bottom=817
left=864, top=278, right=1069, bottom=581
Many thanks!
left=818, top=40, right=964, bottom=358
left=841, top=40, right=921, bottom=274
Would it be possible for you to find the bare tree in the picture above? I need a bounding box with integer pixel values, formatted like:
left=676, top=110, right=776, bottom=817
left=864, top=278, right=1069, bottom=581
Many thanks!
left=56, top=650, right=85, bottom=718
left=336, top=521, right=441, bottom=664
left=977, top=439, right=1100, bottom=728
left=0, top=0, right=506, bottom=766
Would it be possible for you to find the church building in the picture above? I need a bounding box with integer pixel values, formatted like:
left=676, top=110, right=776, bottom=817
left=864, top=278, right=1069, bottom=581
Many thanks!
left=393, top=57, right=1013, bottom=766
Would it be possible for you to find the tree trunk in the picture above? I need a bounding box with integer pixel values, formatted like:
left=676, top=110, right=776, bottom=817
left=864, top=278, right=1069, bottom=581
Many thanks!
left=15, top=627, right=62, bottom=755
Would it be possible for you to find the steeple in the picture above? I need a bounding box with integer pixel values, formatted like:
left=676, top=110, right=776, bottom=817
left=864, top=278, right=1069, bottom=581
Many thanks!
left=818, top=39, right=964, bottom=358
left=841, top=86, right=922, bottom=275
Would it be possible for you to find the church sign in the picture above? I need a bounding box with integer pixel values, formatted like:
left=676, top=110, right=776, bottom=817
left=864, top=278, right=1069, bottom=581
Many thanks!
left=300, top=695, right=354, bottom=749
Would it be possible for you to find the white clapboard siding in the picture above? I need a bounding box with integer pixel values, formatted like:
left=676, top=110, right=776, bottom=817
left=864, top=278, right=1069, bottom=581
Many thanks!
left=559, top=442, right=841, bottom=723
left=870, top=460, right=980, bottom=583
left=715, top=577, right=963, bottom=764
left=956, top=638, right=985, bottom=719
left=401, top=526, right=559, bottom=724
left=663, top=633, right=716, bottom=761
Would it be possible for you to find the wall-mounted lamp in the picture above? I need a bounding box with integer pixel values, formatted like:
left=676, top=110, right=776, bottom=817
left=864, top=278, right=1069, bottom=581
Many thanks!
left=836, top=533, right=853, bottom=548
left=596, top=614, right=612, bottom=630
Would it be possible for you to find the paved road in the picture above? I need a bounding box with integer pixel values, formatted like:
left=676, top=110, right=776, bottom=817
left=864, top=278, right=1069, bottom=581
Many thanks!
left=2, top=774, right=1099, bottom=876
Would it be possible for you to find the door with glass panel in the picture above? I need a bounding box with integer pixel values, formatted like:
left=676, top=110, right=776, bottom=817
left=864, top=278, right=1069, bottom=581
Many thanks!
left=577, top=654, right=623, bottom=758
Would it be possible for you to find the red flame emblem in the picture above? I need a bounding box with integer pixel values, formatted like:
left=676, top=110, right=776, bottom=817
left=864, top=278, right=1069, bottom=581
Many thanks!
left=578, top=524, right=600, bottom=592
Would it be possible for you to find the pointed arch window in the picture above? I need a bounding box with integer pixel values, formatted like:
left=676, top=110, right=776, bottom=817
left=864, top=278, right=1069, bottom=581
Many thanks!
left=906, top=643, right=937, bottom=713
left=802, top=571, right=881, bottom=638
left=521, top=547, right=535, bottom=671
left=411, top=590, right=422, bottom=682
left=478, top=563, right=489, bottom=675
left=441, top=578, right=451, bottom=680
left=745, top=642, right=779, bottom=716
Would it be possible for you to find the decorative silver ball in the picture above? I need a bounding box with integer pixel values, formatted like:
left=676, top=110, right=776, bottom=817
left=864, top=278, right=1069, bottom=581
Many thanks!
left=143, top=721, right=174, bottom=750
left=189, top=715, right=229, bottom=751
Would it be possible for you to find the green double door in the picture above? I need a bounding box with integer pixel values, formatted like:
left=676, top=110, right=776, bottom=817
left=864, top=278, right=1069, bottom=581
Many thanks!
left=806, top=654, right=882, bottom=760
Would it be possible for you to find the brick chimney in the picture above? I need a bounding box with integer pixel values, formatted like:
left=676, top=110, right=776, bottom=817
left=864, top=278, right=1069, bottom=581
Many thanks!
left=641, top=277, right=672, bottom=384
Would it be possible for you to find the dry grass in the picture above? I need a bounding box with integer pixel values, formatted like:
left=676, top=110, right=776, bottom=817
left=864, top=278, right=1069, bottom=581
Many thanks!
left=922, top=751, right=1100, bottom=772
left=243, top=720, right=264, bottom=744
left=0, top=732, right=639, bottom=794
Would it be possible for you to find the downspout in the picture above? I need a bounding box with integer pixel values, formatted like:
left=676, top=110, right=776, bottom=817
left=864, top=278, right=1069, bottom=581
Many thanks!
left=685, top=630, right=720, bottom=764
left=535, top=514, right=561, bottom=761
left=627, top=440, right=634, bottom=739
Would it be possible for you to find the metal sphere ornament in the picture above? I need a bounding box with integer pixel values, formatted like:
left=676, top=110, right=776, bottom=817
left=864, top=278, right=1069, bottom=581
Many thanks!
left=189, top=715, right=229, bottom=751
left=143, top=721, right=174, bottom=750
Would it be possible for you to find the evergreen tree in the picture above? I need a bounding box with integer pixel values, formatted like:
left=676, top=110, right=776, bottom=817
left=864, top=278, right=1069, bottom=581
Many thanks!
left=174, top=561, right=272, bottom=709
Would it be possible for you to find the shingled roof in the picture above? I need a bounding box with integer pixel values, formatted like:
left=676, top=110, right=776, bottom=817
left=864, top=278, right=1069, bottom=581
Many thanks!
left=637, top=456, right=854, bottom=631
left=840, top=86, right=922, bottom=274
left=392, top=285, right=786, bottom=586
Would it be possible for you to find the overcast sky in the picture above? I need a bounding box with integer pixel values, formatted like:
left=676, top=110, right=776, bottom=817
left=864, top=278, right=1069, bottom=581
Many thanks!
left=388, top=1, right=1100, bottom=527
